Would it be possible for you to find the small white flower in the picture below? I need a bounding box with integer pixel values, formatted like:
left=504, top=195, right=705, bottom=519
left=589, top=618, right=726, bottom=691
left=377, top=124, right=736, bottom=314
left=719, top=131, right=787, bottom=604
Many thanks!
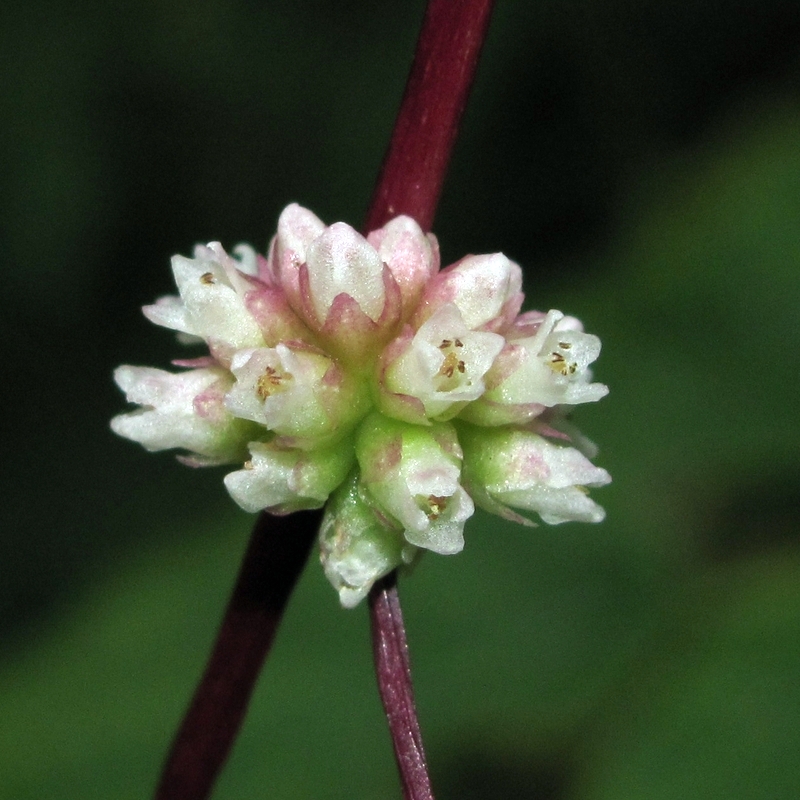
left=356, top=414, right=474, bottom=555
left=460, top=425, right=611, bottom=525
left=381, top=303, right=505, bottom=421
left=223, top=441, right=354, bottom=515
left=143, top=243, right=265, bottom=364
left=462, top=310, right=608, bottom=425
left=225, top=343, right=364, bottom=447
left=111, top=366, right=251, bottom=465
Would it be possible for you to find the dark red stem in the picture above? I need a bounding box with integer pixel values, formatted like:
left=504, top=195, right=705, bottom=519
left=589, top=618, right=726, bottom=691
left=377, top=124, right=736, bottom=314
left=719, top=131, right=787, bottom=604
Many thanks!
left=364, top=0, right=496, bottom=233
left=364, top=2, right=496, bottom=797
left=369, top=573, right=434, bottom=800
left=153, top=509, right=321, bottom=800
left=154, top=0, right=495, bottom=797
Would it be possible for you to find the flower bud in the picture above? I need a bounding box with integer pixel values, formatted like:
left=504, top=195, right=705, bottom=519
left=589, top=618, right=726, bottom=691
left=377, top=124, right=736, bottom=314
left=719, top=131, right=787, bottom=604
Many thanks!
left=413, top=252, right=523, bottom=333
left=111, top=366, right=253, bottom=465
left=459, top=424, right=611, bottom=525
left=356, top=413, right=474, bottom=554
left=319, top=473, right=418, bottom=608
left=224, top=441, right=354, bottom=515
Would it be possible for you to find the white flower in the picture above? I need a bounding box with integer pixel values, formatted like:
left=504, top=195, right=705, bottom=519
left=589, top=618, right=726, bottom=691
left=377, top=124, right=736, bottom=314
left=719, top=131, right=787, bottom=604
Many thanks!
left=112, top=205, right=611, bottom=605
left=460, top=425, right=611, bottom=525
left=461, top=309, right=608, bottom=426
left=381, top=303, right=505, bottom=422
left=111, top=366, right=252, bottom=465
left=225, top=343, right=365, bottom=447
left=143, top=243, right=265, bottom=364
left=356, top=413, right=474, bottom=555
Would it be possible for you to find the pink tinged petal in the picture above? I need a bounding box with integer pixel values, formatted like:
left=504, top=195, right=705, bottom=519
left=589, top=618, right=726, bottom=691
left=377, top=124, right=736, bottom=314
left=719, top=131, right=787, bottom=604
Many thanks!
left=304, top=222, right=386, bottom=323
left=366, top=215, right=440, bottom=316
left=273, top=204, right=327, bottom=306
left=319, top=473, right=417, bottom=608
left=171, top=356, right=218, bottom=368
left=111, top=366, right=250, bottom=463
left=473, top=310, right=608, bottom=412
left=223, top=441, right=353, bottom=515
left=414, top=252, right=524, bottom=332
left=356, top=414, right=474, bottom=555
left=381, top=303, right=505, bottom=422
left=505, top=309, right=549, bottom=340
left=296, top=259, right=403, bottom=362
left=243, top=283, right=312, bottom=347
left=460, top=426, right=610, bottom=526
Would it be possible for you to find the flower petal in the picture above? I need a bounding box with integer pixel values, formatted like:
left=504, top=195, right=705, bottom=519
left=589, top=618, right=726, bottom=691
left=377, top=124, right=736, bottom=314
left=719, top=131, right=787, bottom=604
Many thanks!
left=460, top=425, right=610, bottom=525
left=319, top=473, right=417, bottom=608
left=223, top=441, right=354, bottom=514
left=111, top=366, right=252, bottom=463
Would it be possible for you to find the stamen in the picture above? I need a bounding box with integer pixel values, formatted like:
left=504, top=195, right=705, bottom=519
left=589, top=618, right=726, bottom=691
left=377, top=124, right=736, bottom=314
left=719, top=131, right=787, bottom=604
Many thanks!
left=200, top=272, right=216, bottom=285
left=255, top=366, right=291, bottom=400
left=425, top=495, right=449, bottom=520
left=438, top=351, right=465, bottom=379
left=546, top=351, right=577, bottom=376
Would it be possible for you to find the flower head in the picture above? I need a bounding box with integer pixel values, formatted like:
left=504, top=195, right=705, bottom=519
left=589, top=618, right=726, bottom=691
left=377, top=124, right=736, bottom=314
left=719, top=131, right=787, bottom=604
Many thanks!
left=113, top=205, right=610, bottom=605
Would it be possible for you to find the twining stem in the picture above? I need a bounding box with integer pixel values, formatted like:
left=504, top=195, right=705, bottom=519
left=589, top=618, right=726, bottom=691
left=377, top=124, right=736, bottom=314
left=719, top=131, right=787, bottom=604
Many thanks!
left=153, top=509, right=322, bottom=800
left=369, top=574, right=434, bottom=800
left=364, top=0, right=496, bottom=233
left=364, top=1, right=496, bottom=798
left=154, top=1, right=495, bottom=798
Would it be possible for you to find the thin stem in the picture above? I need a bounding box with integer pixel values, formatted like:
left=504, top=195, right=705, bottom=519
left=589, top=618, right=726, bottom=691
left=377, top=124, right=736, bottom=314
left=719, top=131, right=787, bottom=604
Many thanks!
left=364, top=0, right=496, bottom=233
left=363, top=2, right=496, bottom=797
left=153, top=508, right=322, bottom=800
left=369, top=573, right=433, bottom=800
left=154, top=0, right=495, bottom=796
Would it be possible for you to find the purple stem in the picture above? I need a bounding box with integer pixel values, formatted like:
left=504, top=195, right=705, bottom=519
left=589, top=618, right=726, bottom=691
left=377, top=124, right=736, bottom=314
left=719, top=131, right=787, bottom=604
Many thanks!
left=153, top=0, right=495, bottom=797
left=153, top=509, right=322, bottom=800
left=369, top=573, right=434, bottom=800
left=364, top=0, right=496, bottom=233
left=364, top=1, right=496, bottom=797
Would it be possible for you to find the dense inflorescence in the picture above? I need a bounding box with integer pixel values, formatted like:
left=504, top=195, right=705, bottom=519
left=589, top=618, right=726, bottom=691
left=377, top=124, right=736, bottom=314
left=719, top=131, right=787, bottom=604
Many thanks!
left=112, top=205, right=610, bottom=606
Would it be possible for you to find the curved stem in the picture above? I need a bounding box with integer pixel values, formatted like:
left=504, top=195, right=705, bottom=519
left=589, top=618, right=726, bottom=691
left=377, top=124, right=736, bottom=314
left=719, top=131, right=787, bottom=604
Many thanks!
left=364, top=2, right=497, bottom=797
left=153, top=509, right=322, bottom=800
left=364, top=0, right=496, bottom=233
left=154, top=0, right=496, bottom=796
left=369, top=572, right=434, bottom=800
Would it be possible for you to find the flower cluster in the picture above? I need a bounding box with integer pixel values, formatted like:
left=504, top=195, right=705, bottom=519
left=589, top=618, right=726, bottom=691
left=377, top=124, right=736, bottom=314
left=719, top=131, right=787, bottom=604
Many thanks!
left=112, top=205, right=610, bottom=606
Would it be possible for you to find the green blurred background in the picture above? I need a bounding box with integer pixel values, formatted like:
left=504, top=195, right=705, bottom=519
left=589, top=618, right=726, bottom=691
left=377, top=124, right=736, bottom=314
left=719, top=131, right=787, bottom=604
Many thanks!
left=2, top=0, right=800, bottom=797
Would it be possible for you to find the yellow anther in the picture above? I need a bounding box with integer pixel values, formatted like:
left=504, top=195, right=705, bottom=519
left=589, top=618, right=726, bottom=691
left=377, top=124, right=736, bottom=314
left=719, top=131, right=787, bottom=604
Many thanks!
left=426, top=495, right=449, bottom=520
left=256, top=366, right=290, bottom=400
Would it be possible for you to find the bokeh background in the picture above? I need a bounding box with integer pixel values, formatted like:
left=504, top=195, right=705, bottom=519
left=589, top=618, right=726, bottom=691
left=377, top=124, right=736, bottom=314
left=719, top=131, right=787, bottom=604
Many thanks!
left=2, top=0, right=800, bottom=797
